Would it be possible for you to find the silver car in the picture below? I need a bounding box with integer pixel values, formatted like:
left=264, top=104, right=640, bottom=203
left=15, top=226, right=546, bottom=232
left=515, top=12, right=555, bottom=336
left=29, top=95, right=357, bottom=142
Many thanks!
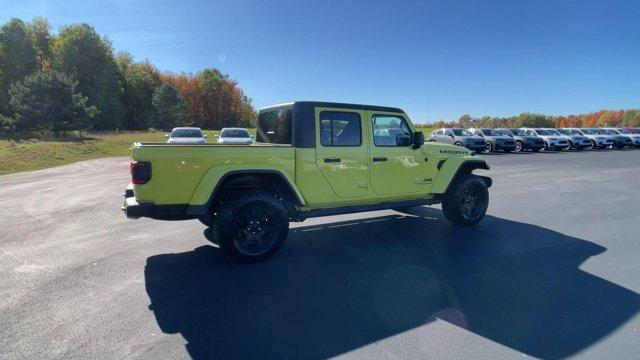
left=166, top=127, right=208, bottom=144
left=612, top=128, right=640, bottom=148
left=468, top=128, right=517, bottom=152
left=554, top=128, right=593, bottom=150
left=496, top=128, right=545, bottom=152
left=216, top=128, right=253, bottom=145
left=577, top=128, right=614, bottom=149
left=521, top=128, right=569, bottom=151
left=599, top=128, right=634, bottom=149
left=427, top=128, right=486, bottom=153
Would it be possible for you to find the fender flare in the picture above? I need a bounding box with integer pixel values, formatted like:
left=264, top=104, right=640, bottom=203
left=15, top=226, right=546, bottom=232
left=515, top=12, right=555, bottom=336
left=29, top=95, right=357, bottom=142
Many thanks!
left=185, top=169, right=305, bottom=217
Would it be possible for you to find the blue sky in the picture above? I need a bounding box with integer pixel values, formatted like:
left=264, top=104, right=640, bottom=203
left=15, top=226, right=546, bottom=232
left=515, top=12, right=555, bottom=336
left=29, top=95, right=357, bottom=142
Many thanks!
left=2, top=0, right=639, bottom=123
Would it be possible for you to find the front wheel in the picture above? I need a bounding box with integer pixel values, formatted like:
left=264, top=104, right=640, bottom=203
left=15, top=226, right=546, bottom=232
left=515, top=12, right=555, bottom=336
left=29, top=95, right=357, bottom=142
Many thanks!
left=515, top=141, right=523, bottom=152
left=454, top=141, right=463, bottom=147
left=213, top=191, right=289, bottom=263
left=442, top=174, right=489, bottom=226
left=485, top=142, right=494, bottom=152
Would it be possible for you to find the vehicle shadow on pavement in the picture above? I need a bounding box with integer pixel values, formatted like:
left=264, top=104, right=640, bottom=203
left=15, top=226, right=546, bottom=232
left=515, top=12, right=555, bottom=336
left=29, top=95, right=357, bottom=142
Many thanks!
left=145, top=208, right=640, bottom=360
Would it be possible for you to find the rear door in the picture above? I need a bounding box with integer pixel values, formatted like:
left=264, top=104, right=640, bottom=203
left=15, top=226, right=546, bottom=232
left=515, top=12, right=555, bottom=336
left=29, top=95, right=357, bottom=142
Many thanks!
left=368, top=111, right=425, bottom=195
left=315, top=107, right=368, bottom=198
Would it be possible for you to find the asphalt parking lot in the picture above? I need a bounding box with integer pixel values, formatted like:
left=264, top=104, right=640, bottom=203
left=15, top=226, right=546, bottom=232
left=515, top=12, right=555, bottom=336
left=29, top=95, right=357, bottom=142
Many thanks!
left=1, top=149, right=640, bottom=359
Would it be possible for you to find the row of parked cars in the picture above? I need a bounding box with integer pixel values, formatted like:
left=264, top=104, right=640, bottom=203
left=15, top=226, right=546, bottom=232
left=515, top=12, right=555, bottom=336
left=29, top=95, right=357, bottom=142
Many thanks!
left=427, top=127, right=640, bottom=153
left=165, top=127, right=254, bottom=144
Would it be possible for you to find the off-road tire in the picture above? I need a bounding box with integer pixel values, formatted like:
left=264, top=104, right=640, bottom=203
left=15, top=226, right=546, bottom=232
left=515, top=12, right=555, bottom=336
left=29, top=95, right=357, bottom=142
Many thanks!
left=442, top=174, right=489, bottom=227
left=213, top=191, right=289, bottom=263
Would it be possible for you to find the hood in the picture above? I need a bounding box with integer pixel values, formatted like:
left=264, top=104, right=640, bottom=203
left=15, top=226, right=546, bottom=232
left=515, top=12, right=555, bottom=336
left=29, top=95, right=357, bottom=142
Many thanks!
left=218, top=137, right=253, bottom=144
left=167, top=137, right=206, bottom=144
left=486, top=135, right=512, bottom=140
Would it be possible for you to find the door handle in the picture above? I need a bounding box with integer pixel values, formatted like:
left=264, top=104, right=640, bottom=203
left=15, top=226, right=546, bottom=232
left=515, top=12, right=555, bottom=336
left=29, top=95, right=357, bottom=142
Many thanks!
left=372, top=157, right=388, bottom=162
left=324, top=157, right=341, bottom=163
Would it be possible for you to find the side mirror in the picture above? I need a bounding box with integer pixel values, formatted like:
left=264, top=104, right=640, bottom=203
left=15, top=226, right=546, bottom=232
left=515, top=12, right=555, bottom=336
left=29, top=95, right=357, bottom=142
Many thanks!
left=165, top=134, right=169, bottom=138
left=413, top=131, right=424, bottom=149
left=396, top=133, right=412, bottom=146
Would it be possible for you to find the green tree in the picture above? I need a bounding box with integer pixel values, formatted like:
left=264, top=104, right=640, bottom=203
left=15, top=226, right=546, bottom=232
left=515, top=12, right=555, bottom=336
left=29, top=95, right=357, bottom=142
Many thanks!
left=8, top=70, right=97, bottom=133
left=0, top=18, right=37, bottom=113
left=151, top=82, right=189, bottom=130
left=52, top=23, right=123, bottom=129
left=517, top=113, right=554, bottom=127
left=29, top=17, right=52, bottom=70
left=120, top=59, right=161, bottom=129
left=458, top=114, right=473, bottom=128
left=622, top=110, right=640, bottom=127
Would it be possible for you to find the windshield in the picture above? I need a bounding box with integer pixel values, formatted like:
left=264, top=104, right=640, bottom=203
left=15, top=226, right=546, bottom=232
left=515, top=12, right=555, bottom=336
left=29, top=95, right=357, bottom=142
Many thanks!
left=452, top=129, right=472, bottom=136
left=171, top=129, right=203, bottom=138
left=220, top=129, right=250, bottom=138
left=559, top=129, right=580, bottom=135
left=535, top=129, right=555, bottom=136
left=480, top=129, right=503, bottom=136
left=581, top=129, right=601, bottom=135
left=496, top=129, right=513, bottom=136
left=511, top=129, right=531, bottom=136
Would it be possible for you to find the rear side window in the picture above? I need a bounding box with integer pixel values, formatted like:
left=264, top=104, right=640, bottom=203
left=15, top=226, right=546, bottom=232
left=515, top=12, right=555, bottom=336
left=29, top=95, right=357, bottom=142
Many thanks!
left=257, top=108, right=292, bottom=144
left=319, top=111, right=362, bottom=146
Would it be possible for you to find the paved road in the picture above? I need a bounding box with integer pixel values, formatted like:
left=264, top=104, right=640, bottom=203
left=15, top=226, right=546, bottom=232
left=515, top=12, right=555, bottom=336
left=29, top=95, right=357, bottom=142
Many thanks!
left=1, top=149, right=640, bottom=359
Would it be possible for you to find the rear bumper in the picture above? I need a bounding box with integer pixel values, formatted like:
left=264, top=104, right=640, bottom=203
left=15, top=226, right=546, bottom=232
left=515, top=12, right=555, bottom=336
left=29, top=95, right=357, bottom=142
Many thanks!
left=122, top=184, right=202, bottom=220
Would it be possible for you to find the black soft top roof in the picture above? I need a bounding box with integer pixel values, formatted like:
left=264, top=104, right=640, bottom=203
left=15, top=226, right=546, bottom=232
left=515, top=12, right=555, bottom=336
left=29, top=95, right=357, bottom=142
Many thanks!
left=259, top=101, right=404, bottom=114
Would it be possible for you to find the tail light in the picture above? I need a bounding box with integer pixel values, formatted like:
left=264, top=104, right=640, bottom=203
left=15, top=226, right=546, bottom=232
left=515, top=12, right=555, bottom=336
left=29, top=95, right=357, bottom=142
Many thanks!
left=130, top=161, right=152, bottom=184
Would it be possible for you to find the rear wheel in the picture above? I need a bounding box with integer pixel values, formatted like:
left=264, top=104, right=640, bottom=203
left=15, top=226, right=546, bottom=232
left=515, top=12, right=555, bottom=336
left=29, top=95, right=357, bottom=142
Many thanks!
left=588, top=140, right=596, bottom=150
left=454, top=141, right=463, bottom=147
left=442, top=174, right=489, bottom=226
left=213, top=191, right=289, bottom=263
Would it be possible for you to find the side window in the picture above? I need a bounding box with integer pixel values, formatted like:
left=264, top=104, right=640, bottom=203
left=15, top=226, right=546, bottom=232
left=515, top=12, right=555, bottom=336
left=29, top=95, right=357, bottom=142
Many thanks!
left=435, top=129, right=444, bottom=136
left=319, top=111, right=362, bottom=146
left=372, top=115, right=411, bottom=146
left=445, top=130, right=453, bottom=137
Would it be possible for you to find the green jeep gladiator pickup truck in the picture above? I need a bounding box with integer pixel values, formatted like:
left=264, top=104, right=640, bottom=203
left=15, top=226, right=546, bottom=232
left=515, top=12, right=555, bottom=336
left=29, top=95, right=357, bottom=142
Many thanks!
left=123, top=101, right=491, bottom=262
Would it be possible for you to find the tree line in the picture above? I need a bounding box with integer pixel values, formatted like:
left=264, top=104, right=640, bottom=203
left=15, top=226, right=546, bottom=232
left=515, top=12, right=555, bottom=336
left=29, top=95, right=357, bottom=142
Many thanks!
left=0, top=17, right=256, bottom=135
left=430, top=109, right=640, bottom=129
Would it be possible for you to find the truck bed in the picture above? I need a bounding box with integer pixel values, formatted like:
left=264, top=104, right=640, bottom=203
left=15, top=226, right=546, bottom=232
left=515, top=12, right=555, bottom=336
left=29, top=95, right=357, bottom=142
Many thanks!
left=131, top=142, right=296, bottom=206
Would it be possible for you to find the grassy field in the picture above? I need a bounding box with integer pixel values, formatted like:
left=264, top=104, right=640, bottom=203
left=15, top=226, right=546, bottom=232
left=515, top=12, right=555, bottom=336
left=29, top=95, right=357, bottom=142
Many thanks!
left=1, top=127, right=434, bottom=175
left=0, top=130, right=224, bottom=175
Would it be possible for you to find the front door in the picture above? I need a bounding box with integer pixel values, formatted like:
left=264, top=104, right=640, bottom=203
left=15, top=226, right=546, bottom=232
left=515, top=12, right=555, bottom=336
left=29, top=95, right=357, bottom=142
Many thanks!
left=368, top=111, right=425, bottom=196
left=315, top=107, right=368, bottom=198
